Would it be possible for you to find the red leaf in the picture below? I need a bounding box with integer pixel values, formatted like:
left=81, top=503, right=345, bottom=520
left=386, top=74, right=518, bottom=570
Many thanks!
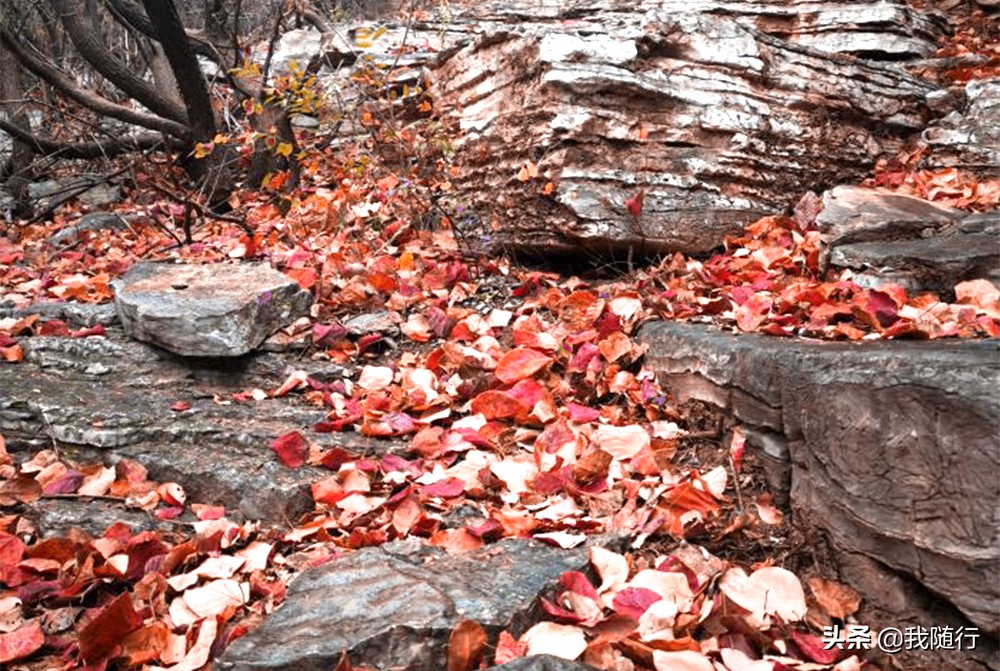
left=270, top=431, right=308, bottom=469
left=493, top=630, right=528, bottom=665
left=559, top=571, right=601, bottom=601
left=0, top=532, right=27, bottom=585
left=470, top=390, right=526, bottom=420
left=612, top=587, right=661, bottom=619
left=495, top=347, right=552, bottom=385
left=421, top=478, right=466, bottom=499
left=285, top=267, right=317, bottom=290
left=71, top=324, right=106, bottom=338
left=567, top=403, right=600, bottom=423
left=39, top=320, right=70, bottom=337
left=313, top=322, right=347, bottom=347
left=0, top=620, right=44, bottom=664
left=789, top=629, right=842, bottom=664
left=625, top=189, right=645, bottom=219
left=865, top=290, right=899, bottom=328
left=79, top=592, right=142, bottom=663
left=170, top=401, right=192, bottom=412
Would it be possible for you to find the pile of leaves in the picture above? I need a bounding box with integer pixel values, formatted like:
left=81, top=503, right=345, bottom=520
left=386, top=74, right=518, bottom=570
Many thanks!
left=1, top=9, right=998, bottom=669
left=490, top=545, right=865, bottom=671
left=638, top=197, right=1000, bottom=340
left=0, top=437, right=291, bottom=670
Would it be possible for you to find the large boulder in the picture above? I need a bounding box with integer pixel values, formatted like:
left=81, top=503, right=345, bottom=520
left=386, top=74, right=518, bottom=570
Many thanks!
left=431, top=0, right=946, bottom=257
left=216, top=538, right=591, bottom=671
left=638, top=321, right=1000, bottom=638
left=816, top=185, right=1000, bottom=293
left=112, top=262, right=312, bottom=357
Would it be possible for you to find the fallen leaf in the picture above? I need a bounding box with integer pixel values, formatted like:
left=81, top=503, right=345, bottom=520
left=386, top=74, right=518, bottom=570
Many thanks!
left=270, top=431, right=309, bottom=469
left=495, top=347, right=552, bottom=385
left=447, top=620, right=487, bottom=671
left=808, top=577, right=862, bottom=620
left=521, top=621, right=587, bottom=660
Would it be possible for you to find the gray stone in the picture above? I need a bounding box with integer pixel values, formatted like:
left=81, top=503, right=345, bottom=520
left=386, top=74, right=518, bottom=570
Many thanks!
left=816, top=185, right=965, bottom=248
left=828, top=233, right=1000, bottom=295
left=290, top=114, right=320, bottom=129
left=344, top=311, right=399, bottom=337
left=48, top=212, right=131, bottom=247
left=76, top=181, right=122, bottom=209
left=216, top=538, right=590, bottom=671
left=112, top=262, right=313, bottom=357
left=922, top=78, right=1000, bottom=174
left=639, top=320, right=1000, bottom=635
left=1, top=301, right=118, bottom=328
left=432, top=3, right=943, bottom=257
left=0, top=332, right=406, bottom=523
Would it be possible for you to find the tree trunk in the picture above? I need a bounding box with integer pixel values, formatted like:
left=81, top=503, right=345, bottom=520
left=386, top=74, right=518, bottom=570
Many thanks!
left=140, top=0, right=234, bottom=206
left=0, top=41, right=35, bottom=220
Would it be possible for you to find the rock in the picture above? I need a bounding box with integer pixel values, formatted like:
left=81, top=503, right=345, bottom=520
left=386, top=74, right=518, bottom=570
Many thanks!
left=48, top=212, right=131, bottom=247
left=76, top=181, right=121, bottom=209
left=112, top=262, right=313, bottom=357
left=432, top=3, right=944, bottom=257
left=486, top=657, right=599, bottom=670
left=344, top=310, right=399, bottom=337
left=816, top=185, right=965, bottom=247
left=0, top=332, right=407, bottom=523
left=639, top=320, right=1000, bottom=635
left=828, top=233, right=1000, bottom=295
left=2, top=301, right=118, bottom=328
left=216, top=538, right=590, bottom=671
left=816, top=186, right=999, bottom=293
left=289, top=114, right=320, bottom=129
left=922, top=78, right=1000, bottom=175
left=27, top=174, right=123, bottom=211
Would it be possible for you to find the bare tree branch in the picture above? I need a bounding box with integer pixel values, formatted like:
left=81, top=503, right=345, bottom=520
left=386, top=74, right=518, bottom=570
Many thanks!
left=50, top=0, right=188, bottom=124
left=0, top=25, right=189, bottom=140
left=0, top=118, right=163, bottom=159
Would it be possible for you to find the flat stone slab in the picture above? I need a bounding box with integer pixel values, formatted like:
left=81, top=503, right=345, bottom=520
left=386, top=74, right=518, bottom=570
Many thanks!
left=0, top=332, right=404, bottom=525
left=828, top=233, right=999, bottom=294
left=216, top=539, right=590, bottom=671
left=817, top=185, right=965, bottom=247
left=112, top=262, right=312, bottom=357
left=816, top=185, right=999, bottom=293
left=639, top=321, right=1000, bottom=635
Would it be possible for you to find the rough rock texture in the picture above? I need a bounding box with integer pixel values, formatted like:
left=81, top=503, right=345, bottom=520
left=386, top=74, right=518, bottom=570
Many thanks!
left=486, top=657, right=599, bottom=670
left=431, top=0, right=946, bottom=257
left=639, top=321, right=1000, bottom=637
left=816, top=185, right=1000, bottom=293
left=922, top=77, right=1000, bottom=175
left=112, top=262, right=313, bottom=357
left=0, top=331, right=404, bottom=526
left=216, top=538, right=590, bottom=671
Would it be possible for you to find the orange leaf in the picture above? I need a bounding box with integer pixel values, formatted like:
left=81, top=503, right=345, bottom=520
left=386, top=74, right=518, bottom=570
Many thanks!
left=447, top=620, right=488, bottom=671
left=285, top=267, right=317, bottom=290
left=495, top=347, right=552, bottom=385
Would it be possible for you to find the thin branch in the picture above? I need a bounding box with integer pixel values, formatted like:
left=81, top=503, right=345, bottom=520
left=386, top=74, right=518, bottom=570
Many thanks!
left=51, top=0, right=189, bottom=124
left=0, top=26, right=190, bottom=139
left=0, top=118, right=163, bottom=159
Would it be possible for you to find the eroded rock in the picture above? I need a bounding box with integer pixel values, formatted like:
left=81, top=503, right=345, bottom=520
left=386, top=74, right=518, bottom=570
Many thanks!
left=817, top=185, right=998, bottom=293
left=432, top=2, right=944, bottom=257
left=0, top=332, right=404, bottom=524
left=639, top=320, right=1000, bottom=637
left=216, top=538, right=591, bottom=671
left=112, top=262, right=312, bottom=357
